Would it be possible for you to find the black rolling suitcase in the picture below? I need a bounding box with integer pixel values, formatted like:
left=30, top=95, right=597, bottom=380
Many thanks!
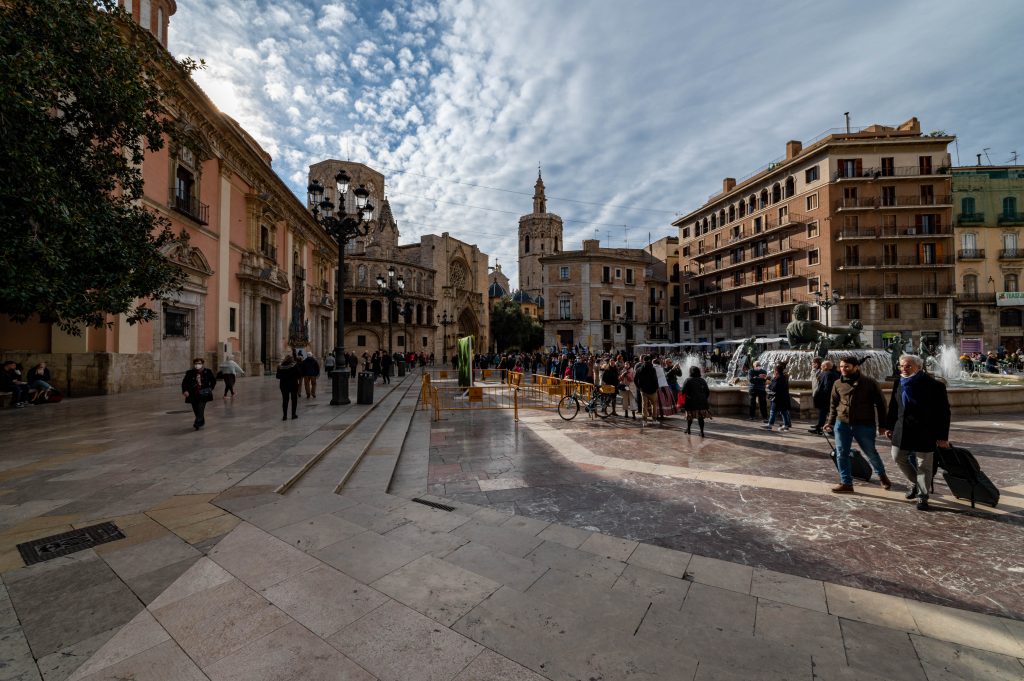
left=933, top=446, right=999, bottom=508
left=821, top=432, right=872, bottom=482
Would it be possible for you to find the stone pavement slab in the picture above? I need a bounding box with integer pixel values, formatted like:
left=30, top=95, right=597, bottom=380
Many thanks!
left=314, top=529, right=426, bottom=584
left=203, top=620, right=375, bottom=681
left=65, top=609, right=168, bottom=681
left=451, top=649, right=548, bottom=681
left=150, top=577, right=290, bottom=668
left=838, top=618, right=927, bottom=681
left=371, top=555, right=501, bottom=627
left=261, top=564, right=388, bottom=638
left=610, top=563, right=691, bottom=609
left=329, top=599, right=483, bottom=681
left=441, top=541, right=547, bottom=592
left=268, top=512, right=366, bottom=552
left=751, top=567, right=829, bottom=613
left=207, top=522, right=320, bottom=590
left=910, top=634, right=1024, bottom=681
left=72, top=639, right=206, bottom=681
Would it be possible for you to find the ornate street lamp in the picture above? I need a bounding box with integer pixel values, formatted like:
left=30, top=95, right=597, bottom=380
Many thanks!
left=307, top=170, right=374, bottom=405
left=813, top=282, right=842, bottom=327
left=706, top=303, right=719, bottom=347
left=437, top=310, right=455, bottom=364
left=376, top=265, right=405, bottom=359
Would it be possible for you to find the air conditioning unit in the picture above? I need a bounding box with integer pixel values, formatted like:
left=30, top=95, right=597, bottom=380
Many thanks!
left=906, top=228, right=917, bottom=235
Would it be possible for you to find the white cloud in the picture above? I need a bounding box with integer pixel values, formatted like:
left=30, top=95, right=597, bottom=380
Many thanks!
left=169, top=0, right=1024, bottom=289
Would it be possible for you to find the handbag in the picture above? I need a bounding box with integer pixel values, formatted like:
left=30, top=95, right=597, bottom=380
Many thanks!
left=198, top=387, right=214, bottom=401
left=677, top=392, right=686, bottom=408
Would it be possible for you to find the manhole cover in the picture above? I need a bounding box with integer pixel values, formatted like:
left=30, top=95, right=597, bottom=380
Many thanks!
left=17, top=522, right=125, bottom=566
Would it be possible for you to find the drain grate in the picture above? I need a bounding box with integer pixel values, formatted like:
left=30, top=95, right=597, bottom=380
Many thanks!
left=17, top=522, right=125, bottom=566
left=411, top=497, right=456, bottom=512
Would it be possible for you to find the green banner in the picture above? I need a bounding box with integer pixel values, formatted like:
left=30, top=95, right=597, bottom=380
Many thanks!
left=457, top=336, right=473, bottom=387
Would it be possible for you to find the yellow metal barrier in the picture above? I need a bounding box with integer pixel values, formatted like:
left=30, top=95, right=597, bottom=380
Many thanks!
left=420, top=372, right=600, bottom=422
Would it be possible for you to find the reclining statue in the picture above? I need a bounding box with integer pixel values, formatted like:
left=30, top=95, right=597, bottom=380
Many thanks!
left=786, top=303, right=863, bottom=350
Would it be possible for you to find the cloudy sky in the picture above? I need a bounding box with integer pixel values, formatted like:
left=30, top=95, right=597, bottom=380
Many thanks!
left=168, top=0, right=1023, bottom=287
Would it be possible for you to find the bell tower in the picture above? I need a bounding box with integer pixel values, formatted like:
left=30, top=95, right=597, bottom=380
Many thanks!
left=518, top=169, right=563, bottom=308
left=119, top=0, right=177, bottom=48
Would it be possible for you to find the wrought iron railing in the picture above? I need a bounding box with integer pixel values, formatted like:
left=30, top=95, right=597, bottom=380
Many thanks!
left=169, top=190, right=209, bottom=224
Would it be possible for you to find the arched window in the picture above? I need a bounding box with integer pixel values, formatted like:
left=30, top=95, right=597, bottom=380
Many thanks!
left=962, top=309, right=981, bottom=331
left=719, top=209, right=726, bottom=225
left=702, top=218, right=709, bottom=233
left=426, top=305, right=433, bottom=324
left=524, top=235, right=531, bottom=253
left=356, top=299, right=368, bottom=322
left=344, top=299, right=353, bottom=323
left=963, top=273, right=978, bottom=295
left=771, top=183, right=781, bottom=203
left=416, top=304, right=423, bottom=325
left=1003, top=196, right=1018, bottom=218
left=357, top=265, right=367, bottom=286
left=1006, top=274, right=1020, bottom=292
left=961, top=197, right=976, bottom=215
left=672, top=263, right=679, bottom=277
left=710, top=214, right=717, bottom=229
left=1000, top=309, right=1023, bottom=327
left=784, top=177, right=795, bottom=199
left=728, top=205, right=736, bottom=222
left=759, top=189, right=768, bottom=209
left=554, top=237, right=559, bottom=252
left=748, top=195, right=756, bottom=213
left=370, top=300, right=382, bottom=323
left=738, top=201, right=746, bottom=218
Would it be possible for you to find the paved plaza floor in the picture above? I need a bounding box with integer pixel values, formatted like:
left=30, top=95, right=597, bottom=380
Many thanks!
left=0, top=373, right=1022, bottom=681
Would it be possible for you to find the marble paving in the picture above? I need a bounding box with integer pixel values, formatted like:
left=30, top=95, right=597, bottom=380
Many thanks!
left=0, top=375, right=1022, bottom=681
left=426, top=409, right=1024, bottom=621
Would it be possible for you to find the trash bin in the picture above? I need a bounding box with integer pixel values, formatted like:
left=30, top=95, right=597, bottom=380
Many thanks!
left=397, top=359, right=406, bottom=377
left=357, top=371, right=375, bottom=404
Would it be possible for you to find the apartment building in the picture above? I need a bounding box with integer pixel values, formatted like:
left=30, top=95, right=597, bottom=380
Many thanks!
left=675, top=117, right=956, bottom=349
left=541, top=240, right=669, bottom=353
left=952, top=166, right=1024, bottom=352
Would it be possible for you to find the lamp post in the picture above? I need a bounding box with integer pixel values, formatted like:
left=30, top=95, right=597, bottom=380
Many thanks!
left=706, top=303, right=719, bottom=347
left=376, top=265, right=405, bottom=358
left=306, top=170, right=374, bottom=406
left=437, top=310, right=455, bottom=364
left=814, top=283, right=841, bottom=326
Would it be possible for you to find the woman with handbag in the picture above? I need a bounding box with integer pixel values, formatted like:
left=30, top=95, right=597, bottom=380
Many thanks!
left=276, top=355, right=301, bottom=420
left=182, top=358, right=217, bottom=430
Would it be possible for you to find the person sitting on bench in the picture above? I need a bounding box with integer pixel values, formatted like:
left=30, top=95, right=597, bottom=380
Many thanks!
left=2, top=360, right=30, bottom=407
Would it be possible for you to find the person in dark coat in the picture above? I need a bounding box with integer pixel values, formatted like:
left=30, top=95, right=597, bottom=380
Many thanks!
left=300, top=353, right=320, bottom=398
left=633, top=355, right=660, bottom=426
left=380, top=352, right=392, bottom=384
left=181, top=357, right=216, bottom=430
left=276, top=355, right=301, bottom=420
left=884, top=353, right=951, bottom=510
left=681, top=366, right=712, bottom=437
left=809, top=360, right=840, bottom=434
left=763, top=364, right=792, bottom=432
left=747, top=362, right=768, bottom=421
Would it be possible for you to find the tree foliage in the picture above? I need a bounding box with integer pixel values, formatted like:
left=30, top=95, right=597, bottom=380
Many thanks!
left=490, top=297, right=544, bottom=352
left=0, top=0, right=200, bottom=333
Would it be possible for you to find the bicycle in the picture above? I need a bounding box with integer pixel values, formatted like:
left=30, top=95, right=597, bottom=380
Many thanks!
left=557, top=385, right=617, bottom=421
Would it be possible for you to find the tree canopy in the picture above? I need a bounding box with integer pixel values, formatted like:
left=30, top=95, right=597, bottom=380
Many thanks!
left=0, top=0, right=199, bottom=333
left=490, top=297, right=544, bottom=352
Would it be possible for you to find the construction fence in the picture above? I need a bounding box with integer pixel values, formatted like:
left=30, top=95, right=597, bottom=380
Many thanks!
left=420, top=371, right=596, bottom=422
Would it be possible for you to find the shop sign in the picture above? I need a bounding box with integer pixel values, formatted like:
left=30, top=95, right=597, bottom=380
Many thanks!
left=996, top=292, right=1024, bottom=307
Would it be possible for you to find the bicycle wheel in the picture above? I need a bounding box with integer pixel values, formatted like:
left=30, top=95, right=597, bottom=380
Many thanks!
left=595, top=395, right=612, bottom=418
left=557, top=395, right=580, bottom=421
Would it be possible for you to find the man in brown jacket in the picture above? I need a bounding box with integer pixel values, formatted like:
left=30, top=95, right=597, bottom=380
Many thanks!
left=823, top=356, right=892, bottom=493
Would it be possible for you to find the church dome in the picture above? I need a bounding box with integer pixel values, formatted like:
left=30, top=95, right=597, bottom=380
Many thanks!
left=488, top=280, right=507, bottom=298
left=512, top=289, right=534, bottom=304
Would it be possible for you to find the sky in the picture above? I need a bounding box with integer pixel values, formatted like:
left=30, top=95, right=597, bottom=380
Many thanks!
left=167, top=0, right=1024, bottom=288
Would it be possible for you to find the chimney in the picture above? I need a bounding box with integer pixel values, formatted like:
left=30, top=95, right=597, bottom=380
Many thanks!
left=583, top=239, right=600, bottom=252
left=722, top=178, right=736, bottom=193
left=786, top=140, right=803, bottom=160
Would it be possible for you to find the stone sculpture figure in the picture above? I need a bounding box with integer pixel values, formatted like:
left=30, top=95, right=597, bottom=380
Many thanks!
left=785, top=303, right=857, bottom=349
left=889, top=337, right=906, bottom=376
left=739, top=336, right=758, bottom=370
left=829, top=320, right=865, bottom=349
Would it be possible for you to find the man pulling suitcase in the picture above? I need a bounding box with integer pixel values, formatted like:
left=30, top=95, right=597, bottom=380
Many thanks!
left=884, top=353, right=951, bottom=511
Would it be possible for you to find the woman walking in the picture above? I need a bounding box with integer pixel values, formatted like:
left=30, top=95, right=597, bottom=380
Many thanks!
left=681, top=366, right=712, bottom=437
left=764, top=364, right=792, bottom=432
left=182, top=358, right=216, bottom=430
left=219, top=354, right=245, bottom=398
left=276, top=355, right=300, bottom=420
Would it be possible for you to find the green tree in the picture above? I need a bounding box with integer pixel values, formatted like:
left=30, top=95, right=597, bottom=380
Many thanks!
left=0, top=0, right=200, bottom=333
left=490, top=297, right=544, bottom=352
